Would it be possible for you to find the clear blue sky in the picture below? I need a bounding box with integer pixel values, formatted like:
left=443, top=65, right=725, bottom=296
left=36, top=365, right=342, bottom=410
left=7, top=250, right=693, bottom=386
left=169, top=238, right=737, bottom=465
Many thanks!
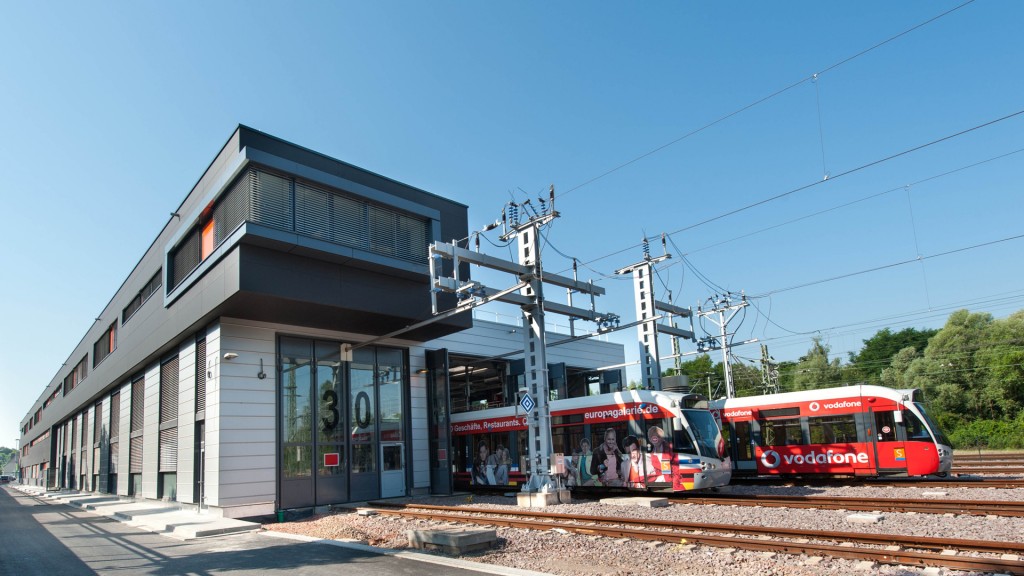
left=2, top=1, right=1022, bottom=450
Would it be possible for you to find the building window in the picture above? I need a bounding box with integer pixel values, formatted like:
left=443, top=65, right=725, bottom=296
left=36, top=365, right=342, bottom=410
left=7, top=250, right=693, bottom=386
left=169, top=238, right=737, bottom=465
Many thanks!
left=195, top=339, right=206, bottom=414
left=93, top=324, right=117, bottom=368
left=129, top=377, right=145, bottom=495
left=168, top=166, right=431, bottom=292
left=108, top=390, right=120, bottom=494
left=63, top=356, right=89, bottom=396
left=158, top=356, right=179, bottom=500
left=122, top=270, right=162, bottom=324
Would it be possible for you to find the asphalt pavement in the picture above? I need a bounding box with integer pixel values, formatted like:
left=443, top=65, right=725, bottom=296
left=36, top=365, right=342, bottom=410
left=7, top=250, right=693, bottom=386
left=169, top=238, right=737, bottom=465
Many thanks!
left=0, top=484, right=545, bottom=576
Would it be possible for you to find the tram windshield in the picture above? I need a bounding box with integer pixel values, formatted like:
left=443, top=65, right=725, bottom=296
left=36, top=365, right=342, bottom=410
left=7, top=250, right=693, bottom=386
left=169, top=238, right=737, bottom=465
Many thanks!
left=912, top=403, right=951, bottom=447
left=681, top=409, right=723, bottom=459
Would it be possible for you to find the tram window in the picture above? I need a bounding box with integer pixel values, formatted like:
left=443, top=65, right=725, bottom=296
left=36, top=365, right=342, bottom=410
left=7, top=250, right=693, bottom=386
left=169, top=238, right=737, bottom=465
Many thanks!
left=552, top=424, right=584, bottom=459
left=673, top=429, right=698, bottom=455
left=733, top=421, right=753, bottom=460
left=808, top=415, right=857, bottom=444
left=874, top=411, right=897, bottom=442
left=760, top=418, right=803, bottom=446
left=903, top=410, right=933, bottom=442
left=645, top=419, right=673, bottom=455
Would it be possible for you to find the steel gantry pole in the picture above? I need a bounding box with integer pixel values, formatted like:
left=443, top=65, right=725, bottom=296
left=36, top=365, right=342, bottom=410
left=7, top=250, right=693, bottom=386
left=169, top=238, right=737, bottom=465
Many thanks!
left=615, top=237, right=694, bottom=391
left=427, top=188, right=614, bottom=497
left=514, top=219, right=555, bottom=492
left=696, top=293, right=756, bottom=399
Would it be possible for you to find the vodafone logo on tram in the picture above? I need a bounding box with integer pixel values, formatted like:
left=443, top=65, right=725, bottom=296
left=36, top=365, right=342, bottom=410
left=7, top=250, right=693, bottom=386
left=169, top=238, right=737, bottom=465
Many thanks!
left=760, top=449, right=870, bottom=469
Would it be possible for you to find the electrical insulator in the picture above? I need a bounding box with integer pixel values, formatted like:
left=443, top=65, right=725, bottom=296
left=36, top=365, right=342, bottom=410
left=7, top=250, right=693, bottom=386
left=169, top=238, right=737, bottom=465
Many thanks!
left=642, top=237, right=650, bottom=259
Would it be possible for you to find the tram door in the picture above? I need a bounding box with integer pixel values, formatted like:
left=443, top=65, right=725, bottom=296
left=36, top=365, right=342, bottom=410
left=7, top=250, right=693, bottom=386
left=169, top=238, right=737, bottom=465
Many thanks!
left=871, top=410, right=907, bottom=474
left=729, top=421, right=756, bottom=474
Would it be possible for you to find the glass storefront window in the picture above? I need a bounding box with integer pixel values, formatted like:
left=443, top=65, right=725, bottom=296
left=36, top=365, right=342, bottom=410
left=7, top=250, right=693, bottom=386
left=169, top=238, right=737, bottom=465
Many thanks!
left=378, top=348, right=404, bottom=443
left=316, top=342, right=344, bottom=445
left=283, top=445, right=311, bottom=478
left=280, top=338, right=312, bottom=444
left=351, top=349, right=376, bottom=441
left=351, top=444, right=375, bottom=474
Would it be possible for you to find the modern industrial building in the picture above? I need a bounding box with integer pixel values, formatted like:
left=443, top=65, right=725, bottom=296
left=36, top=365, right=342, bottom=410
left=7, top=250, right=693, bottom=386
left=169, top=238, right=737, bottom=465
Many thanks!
left=18, top=126, right=624, bottom=518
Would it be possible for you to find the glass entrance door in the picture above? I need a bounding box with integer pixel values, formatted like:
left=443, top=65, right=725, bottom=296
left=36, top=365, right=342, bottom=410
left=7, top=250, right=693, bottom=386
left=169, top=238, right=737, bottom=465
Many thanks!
left=314, top=342, right=347, bottom=503
left=279, top=338, right=406, bottom=508
left=279, top=338, right=349, bottom=509
left=280, top=337, right=315, bottom=509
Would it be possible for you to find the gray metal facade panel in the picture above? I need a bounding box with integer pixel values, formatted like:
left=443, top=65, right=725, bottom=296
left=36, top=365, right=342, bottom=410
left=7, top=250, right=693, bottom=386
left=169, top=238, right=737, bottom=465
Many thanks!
left=21, top=126, right=469, bottom=468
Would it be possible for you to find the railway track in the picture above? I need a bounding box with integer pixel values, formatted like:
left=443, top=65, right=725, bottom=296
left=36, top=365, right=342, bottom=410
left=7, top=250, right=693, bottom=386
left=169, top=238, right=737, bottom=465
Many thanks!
left=955, top=453, right=1024, bottom=464
left=730, top=475, right=1024, bottom=489
left=366, top=502, right=1024, bottom=575
left=672, top=492, right=1024, bottom=517
left=952, top=466, right=1024, bottom=474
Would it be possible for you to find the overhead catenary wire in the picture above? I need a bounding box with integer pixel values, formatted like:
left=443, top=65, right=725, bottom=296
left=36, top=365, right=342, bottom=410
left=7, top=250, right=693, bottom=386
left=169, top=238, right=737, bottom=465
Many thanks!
left=748, top=291, right=1024, bottom=359
left=557, top=0, right=977, bottom=201
left=683, top=146, right=1024, bottom=257
left=750, top=231, right=1024, bottom=298
left=563, top=108, right=1024, bottom=275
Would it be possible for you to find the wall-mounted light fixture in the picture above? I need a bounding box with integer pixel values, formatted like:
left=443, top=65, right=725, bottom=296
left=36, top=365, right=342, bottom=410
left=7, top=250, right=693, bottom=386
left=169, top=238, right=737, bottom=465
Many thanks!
left=416, top=368, right=430, bottom=375
left=223, top=352, right=239, bottom=360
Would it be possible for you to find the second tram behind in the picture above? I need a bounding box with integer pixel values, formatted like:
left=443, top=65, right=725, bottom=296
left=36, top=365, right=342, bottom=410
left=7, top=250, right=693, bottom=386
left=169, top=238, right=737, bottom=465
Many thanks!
left=451, top=389, right=731, bottom=493
left=710, top=384, right=953, bottom=478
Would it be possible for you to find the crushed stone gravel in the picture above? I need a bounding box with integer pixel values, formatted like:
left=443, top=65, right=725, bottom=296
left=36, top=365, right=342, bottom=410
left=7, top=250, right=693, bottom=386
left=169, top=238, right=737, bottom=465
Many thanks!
left=265, top=483, right=1024, bottom=576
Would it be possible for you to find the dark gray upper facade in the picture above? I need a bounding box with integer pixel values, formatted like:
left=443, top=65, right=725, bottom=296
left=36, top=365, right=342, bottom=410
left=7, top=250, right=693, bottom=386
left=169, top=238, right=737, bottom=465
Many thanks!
left=20, top=126, right=470, bottom=466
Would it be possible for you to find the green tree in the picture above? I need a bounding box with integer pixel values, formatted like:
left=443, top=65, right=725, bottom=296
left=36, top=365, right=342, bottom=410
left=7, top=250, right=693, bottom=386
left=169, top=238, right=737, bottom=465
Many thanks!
left=848, top=327, right=937, bottom=384
left=879, top=346, right=919, bottom=388
left=788, top=337, right=843, bottom=391
left=974, top=309, right=1024, bottom=420
left=729, top=361, right=763, bottom=397
left=0, top=447, right=15, bottom=469
left=909, top=310, right=992, bottom=418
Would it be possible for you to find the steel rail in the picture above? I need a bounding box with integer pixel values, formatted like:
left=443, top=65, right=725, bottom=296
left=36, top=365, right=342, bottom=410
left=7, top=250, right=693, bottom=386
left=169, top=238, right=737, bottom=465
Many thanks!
left=671, top=493, right=1024, bottom=517
left=952, top=466, right=1024, bottom=474
left=730, top=476, right=1024, bottom=489
left=369, top=502, right=1024, bottom=555
left=955, top=453, right=1024, bottom=462
left=364, top=505, right=1024, bottom=574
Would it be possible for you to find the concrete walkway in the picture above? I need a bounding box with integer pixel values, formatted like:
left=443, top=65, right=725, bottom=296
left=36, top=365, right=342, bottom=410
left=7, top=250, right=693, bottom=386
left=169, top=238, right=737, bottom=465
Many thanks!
left=8, top=484, right=550, bottom=576
left=12, top=484, right=258, bottom=540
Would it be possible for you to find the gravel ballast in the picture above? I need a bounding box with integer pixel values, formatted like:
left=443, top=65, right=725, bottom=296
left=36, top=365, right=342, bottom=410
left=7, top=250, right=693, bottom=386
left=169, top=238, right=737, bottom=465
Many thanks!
left=265, top=483, right=1024, bottom=576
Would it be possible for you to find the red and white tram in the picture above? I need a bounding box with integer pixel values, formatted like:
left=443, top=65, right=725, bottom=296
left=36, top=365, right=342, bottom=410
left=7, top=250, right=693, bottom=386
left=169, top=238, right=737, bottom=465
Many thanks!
left=450, top=389, right=732, bottom=493
left=710, top=385, right=953, bottom=478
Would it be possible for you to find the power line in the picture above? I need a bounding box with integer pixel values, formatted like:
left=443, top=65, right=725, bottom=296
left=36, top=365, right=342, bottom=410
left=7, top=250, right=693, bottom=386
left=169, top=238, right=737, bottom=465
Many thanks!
left=568, top=108, right=1024, bottom=273
left=751, top=231, right=1024, bottom=297
left=558, top=0, right=976, bottom=200
left=683, top=146, right=1024, bottom=257
left=663, top=109, right=1024, bottom=239
left=750, top=292, right=1024, bottom=360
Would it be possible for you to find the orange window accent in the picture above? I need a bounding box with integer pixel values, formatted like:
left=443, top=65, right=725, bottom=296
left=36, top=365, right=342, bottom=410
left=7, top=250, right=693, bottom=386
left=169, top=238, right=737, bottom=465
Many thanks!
left=202, top=220, right=215, bottom=260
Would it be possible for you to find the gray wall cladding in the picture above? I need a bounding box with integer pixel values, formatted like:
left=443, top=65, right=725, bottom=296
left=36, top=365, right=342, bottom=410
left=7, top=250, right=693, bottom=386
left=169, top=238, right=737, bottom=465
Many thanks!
left=21, top=126, right=469, bottom=468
